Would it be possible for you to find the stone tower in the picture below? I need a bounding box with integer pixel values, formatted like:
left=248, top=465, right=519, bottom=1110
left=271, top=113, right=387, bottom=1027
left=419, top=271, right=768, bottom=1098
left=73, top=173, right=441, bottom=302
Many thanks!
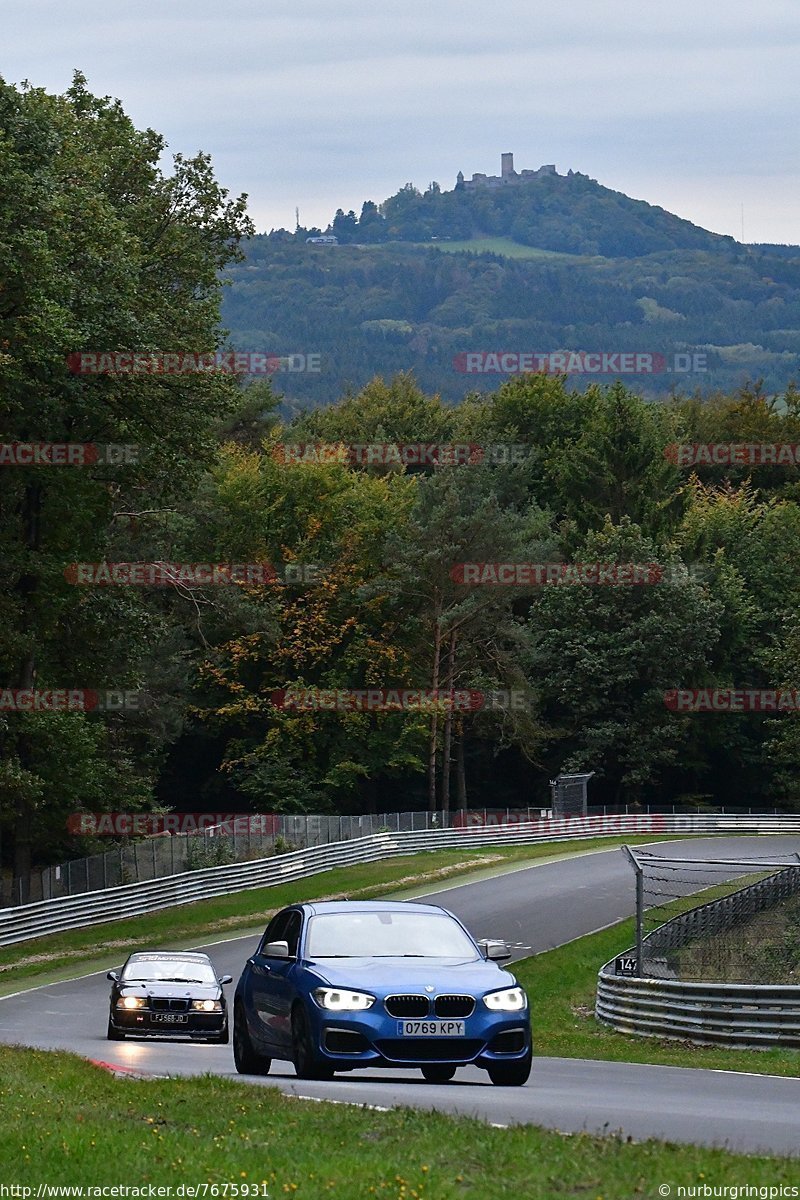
left=501, top=152, right=514, bottom=179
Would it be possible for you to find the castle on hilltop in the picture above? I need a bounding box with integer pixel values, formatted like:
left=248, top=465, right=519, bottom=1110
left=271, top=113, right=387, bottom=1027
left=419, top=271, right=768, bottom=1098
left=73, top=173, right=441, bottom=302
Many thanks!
left=456, top=152, right=562, bottom=191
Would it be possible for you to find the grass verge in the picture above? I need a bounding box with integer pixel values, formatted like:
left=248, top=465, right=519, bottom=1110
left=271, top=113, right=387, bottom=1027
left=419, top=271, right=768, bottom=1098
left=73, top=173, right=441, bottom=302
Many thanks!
left=0, top=837, right=673, bottom=992
left=514, top=918, right=800, bottom=1076
left=0, top=1044, right=796, bottom=1196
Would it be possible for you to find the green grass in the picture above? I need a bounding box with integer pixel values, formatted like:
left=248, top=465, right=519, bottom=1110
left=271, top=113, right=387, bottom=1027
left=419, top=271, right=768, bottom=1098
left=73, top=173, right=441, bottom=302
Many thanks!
left=0, top=837, right=674, bottom=993
left=0, top=1044, right=796, bottom=1195
left=422, top=236, right=601, bottom=262
left=515, top=919, right=800, bottom=1076
left=675, top=891, right=800, bottom=984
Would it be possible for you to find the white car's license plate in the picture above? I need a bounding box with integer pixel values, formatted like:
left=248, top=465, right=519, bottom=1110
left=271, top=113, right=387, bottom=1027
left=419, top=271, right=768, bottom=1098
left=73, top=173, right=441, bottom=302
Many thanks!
left=153, top=1012, right=188, bottom=1024
left=399, top=1020, right=465, bottom=1037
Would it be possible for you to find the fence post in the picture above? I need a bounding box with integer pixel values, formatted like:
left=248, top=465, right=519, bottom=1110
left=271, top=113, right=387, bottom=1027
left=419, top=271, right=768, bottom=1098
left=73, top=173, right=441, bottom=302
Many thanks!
left=623, top=845, right=644, bottom=978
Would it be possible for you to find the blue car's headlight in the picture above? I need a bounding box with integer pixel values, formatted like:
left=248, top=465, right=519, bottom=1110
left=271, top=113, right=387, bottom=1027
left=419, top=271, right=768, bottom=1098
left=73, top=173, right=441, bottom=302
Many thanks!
left=483, top=986, right=527, bottom=1012
left=313, top=988, right=376, bottom=1012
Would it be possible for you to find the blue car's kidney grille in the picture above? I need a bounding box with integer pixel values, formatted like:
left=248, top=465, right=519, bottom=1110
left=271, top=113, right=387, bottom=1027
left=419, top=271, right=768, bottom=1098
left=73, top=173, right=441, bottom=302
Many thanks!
left=150, top=997, right=190, bottom=1012
left=384, top=994, right=430, bottom=1018
left=434, top=994, right=475, bottom=1018
left=376, top=1038, right=484, bottom=1063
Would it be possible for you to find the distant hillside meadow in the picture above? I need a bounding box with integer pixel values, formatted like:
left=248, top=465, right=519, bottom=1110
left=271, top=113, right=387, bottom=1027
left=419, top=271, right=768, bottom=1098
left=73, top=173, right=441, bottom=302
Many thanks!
left=221, top=166, right=800, bottom=409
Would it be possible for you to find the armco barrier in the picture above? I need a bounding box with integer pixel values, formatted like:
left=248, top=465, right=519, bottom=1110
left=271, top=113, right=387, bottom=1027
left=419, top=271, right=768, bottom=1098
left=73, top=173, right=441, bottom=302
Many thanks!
left=595, top=973, right=800, bottom=1048
left=3, top=812, right=800, bottom=948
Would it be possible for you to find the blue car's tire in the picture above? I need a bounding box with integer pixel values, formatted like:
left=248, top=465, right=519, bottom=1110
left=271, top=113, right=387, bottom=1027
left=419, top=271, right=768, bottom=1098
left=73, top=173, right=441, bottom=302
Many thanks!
left=487, top=1046, right=532, bottom=1087
left=233, top=1004, right=271, bottom=1075
left=421, top=1064, right=456, bottom=1083
left=291, top=1003, right=334, bottom=1080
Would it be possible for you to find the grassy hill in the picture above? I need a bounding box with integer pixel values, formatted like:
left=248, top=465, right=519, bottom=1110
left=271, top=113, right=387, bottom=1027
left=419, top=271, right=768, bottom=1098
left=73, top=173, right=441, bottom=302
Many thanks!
left=222, top=173, right=800, bottom=408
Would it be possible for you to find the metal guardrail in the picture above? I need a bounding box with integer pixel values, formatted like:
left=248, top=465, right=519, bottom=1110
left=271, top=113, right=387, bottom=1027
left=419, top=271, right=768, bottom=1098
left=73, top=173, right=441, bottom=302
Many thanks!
left=3, top=811, right=800, bottom=948
left=595, top=974, right=800, bottom=1048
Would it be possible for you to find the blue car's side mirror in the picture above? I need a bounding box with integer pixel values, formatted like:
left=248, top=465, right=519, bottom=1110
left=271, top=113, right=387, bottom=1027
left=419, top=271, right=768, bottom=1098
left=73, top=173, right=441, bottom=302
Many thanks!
left=478, top=939, right=511, bottom=961
left=262, top=940, right=290, bottom=959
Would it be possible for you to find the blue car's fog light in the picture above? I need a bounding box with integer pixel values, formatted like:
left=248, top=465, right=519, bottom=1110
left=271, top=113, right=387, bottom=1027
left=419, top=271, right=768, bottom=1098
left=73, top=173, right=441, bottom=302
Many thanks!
left=324, top=1029, right=369, bottom=1053
left=490, top=1029, right=527, bottom=1053
left=313, top=987, right=376, bottom=1011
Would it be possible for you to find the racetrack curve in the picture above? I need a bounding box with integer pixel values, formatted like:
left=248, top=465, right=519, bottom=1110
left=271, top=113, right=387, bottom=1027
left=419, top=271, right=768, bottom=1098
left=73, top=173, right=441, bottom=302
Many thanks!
left=3, top=836, right=800, bottom=1156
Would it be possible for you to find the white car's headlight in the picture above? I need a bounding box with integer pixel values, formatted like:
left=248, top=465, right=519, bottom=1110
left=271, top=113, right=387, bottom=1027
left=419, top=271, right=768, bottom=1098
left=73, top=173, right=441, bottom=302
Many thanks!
left=483, top=986, right=527, bottom=1012
left=191, top=999, right=222, bottom=1012
left=117, top=995, right=146, bottom=1010
left=313, top=988, right=375, bottom=1012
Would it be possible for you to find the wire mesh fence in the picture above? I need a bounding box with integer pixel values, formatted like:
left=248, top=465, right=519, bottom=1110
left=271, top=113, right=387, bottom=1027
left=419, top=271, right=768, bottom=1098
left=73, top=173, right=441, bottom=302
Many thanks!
left=623, top=847, right=800, bottom=983
left=9, top=806, right=556, bottom=906
left=5, top=802, right=786, bottom=909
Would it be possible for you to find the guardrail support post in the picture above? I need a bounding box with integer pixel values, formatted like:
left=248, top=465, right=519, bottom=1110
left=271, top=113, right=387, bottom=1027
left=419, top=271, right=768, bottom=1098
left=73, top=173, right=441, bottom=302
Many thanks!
left=622, top=844, right=644, bottom=977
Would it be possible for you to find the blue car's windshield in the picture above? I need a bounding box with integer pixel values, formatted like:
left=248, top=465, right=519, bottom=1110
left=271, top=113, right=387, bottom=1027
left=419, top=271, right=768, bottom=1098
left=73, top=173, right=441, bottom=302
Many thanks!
left=306, top=911, right=479, bottom=959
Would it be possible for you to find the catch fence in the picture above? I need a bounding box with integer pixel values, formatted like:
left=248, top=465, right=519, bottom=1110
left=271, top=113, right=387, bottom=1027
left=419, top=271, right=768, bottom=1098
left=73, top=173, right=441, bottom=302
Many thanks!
left=597, top=845, right=800, bottom=1047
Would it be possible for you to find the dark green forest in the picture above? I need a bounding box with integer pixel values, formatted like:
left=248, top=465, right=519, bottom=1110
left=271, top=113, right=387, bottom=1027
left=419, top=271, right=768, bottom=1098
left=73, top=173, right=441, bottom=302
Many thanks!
left=3, top=78, right=800, bottom=892
left=222, top=174, right=800, bottom=406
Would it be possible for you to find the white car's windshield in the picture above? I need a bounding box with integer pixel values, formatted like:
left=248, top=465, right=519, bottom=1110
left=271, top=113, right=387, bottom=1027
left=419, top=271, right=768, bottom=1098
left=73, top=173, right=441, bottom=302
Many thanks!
left=122, top=958, right=216, bottom=984
left=306, top=911, right=479, bottom=959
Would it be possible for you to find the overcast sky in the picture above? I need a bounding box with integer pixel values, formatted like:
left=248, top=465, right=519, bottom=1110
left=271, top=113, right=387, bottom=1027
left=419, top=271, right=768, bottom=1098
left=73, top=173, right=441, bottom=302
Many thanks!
left=4, top=0, right=799, bottom=243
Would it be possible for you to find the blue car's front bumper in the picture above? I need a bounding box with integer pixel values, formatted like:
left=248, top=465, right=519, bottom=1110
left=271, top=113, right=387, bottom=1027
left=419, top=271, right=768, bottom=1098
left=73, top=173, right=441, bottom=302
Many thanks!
left=305, top=1002, right=531, bottom=1069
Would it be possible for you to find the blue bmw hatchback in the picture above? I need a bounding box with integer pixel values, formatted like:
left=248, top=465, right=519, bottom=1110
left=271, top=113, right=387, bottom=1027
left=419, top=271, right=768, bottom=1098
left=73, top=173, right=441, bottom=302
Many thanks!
left=233, top=900, right=532, bottom=1085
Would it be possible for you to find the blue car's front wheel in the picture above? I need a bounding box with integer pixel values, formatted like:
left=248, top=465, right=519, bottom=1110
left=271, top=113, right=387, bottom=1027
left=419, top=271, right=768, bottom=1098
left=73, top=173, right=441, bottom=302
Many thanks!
left=486, top=1046, right=532, bottom=1087
left=421, top=1064, right=456, bottom=1083
left=291, top=1003, right=334, bottom=1080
